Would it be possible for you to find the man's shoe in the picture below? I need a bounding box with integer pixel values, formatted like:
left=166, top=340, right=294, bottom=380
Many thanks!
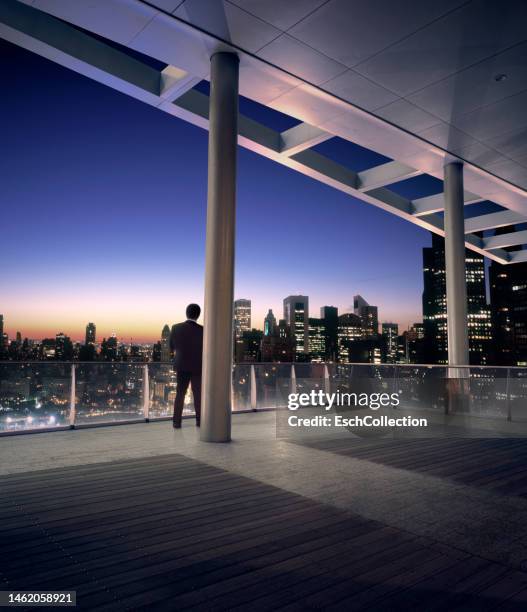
left=196, top=421, right=200, bottom=427
left=173, top=423, right=181, bottom=429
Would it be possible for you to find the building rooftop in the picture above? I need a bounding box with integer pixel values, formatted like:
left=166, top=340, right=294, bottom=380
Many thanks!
left=2, top=411, right=527, bottom=608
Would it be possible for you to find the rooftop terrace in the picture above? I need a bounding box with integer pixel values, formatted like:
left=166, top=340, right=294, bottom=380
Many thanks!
left=2, top=412, right=527, bottom=609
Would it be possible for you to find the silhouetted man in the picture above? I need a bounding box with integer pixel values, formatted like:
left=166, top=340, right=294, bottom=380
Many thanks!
left=169, top=303, right=203, bottom=428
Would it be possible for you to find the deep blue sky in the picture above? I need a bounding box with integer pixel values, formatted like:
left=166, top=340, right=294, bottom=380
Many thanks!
left=1, top=38, right=434, bottom=342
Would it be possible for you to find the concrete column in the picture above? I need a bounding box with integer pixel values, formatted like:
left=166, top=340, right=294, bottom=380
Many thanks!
left=201, top=52, right=239, bottom=443
left=444, top=161, right=469, bottom=367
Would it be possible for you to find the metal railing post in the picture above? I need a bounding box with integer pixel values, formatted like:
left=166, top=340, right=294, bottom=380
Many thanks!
left=143, top=364, right=150, bottom=422
left=506, top=368, right=512, bottom=423
left=291, top=364, right=297, bottom=395
left=250, top=364, right=257, bottom=411
left=69, top=363, right=76, bottom=429
left=324, top=364, right=330, bottom=395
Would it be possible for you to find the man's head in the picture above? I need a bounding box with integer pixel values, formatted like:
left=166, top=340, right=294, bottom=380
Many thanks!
left=186, top=303, right=201, bottom=321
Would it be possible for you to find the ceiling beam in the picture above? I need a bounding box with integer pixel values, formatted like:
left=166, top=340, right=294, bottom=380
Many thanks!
left=357, top=161, right=421, bottom=192
left=412, top=191, right=483, bottom=217
left=509, top=250, right=527, bottom=264
left=464, top=210, right=527, bottom=233
left=483, top=229, right=527, bottom=250
left=0, top=0, right=161, bottom=103
left=279, top=123, right=332, bottom=157
left=159, top=66, right=200, bottom=102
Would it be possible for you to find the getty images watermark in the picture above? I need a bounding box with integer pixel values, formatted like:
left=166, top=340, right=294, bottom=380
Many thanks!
left=286, top=389, right=428, bottom=429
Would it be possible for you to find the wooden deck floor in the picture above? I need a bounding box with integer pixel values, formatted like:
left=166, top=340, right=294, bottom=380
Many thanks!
left=2, top=452, right=527, bottom=610
left=292, top=438, right=527, bottom=497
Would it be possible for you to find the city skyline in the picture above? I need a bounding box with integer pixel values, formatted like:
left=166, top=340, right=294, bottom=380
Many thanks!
left=0, top=289, right=413, bottom=345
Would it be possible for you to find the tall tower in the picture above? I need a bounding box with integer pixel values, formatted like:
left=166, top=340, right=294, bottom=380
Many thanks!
left=321, top=306, right=338, bottom=361
left=490, top=260, right=527, bottom=366
left=382, top=323, right=399, bottom=363
left=283, top=295, right=309, bottom=355
left=264, top=309, right=277, bottom=336
left=161, top=324, right=171, bottom=362
left=353, top=295, right=378, bottom=337
left=422, top=233, right=491, bottom=365
left=0, top=314, right=6, bottom=354
left=233, top=299, right=251, bottom=339
left=85, top=322, right=96, bottom=345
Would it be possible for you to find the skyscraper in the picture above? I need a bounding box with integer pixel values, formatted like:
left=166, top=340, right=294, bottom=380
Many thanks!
left=161, top=324, right=171, bottom=362
left=235, top=329, right=262, bottom=363
left=422, top=233, right=491, bottom=365
left=353, top=295, right=378, bottom=337
left=55, top=332, right=73, bottom=361
left=382, top=323, right=399, bottom=363
left=263, top=309, right=277, bottom=336
left=85, top=322, right=96, bottom=345
left=337, top=313, right=363, bottom=363
left=283, top=295, right=309, bottom=355
left=321, top=306, right=338, bottom=361
left=490, top=259, right=527, bottom=366
left=234, top=299, right=251, bottom=339
left=0, top=314, right=4, bottom=350
left=308, top=318, right=326, bottom=362
left=260, top=319, right=295, bottom=362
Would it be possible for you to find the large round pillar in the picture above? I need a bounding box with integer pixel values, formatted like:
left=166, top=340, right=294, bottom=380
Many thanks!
left=201, top=52, right=239, bottom=442
left=444, top=161, right=469, bottom=367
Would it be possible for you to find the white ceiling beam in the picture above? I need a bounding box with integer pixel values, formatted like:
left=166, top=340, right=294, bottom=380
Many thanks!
left=0, top=0, right=162, bottom=104
left=290, top=150, right=358, bottom=189
left=279, top=123, right=332, bottom=157
left=362, top=188, right=412, bottom=214
left=508, top=250, right=527, bottom=264
left=483, top=230, right=527, bottom=250
left=159, top=66, right=200, bottom=102
left=357, top=161, right=421, bottom=192
left=464, top=210, right=527, bottom=233
left=412, top=191, right=483, bottom=217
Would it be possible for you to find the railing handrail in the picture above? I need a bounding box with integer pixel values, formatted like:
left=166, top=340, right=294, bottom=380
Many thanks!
left=1, top=360, right=526, bottom=370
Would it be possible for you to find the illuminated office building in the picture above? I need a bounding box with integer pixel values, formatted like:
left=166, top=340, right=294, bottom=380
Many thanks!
left=422, top=233, right=491, bottom=365
left=382, top=322, right=399, bottom=363
left=353, top=295, right=378, bottom=337
left=161, top=324, right=171, bottom=362
left=308, top=318, right=326, bottom=362
left=263, top=309, right=277, bottom=336
left=490, top=259, right=527, bottom=366
left=283, top=295, right=309, bottom=355
left=234, top=299, right=251, bottom=339
left=321, top=306, right=338, bottom=361
left=260, top=319, right=295, bottom=362
left=85, top=322, right=96, bottom=345
left=337, top=313, right=363, bottom=363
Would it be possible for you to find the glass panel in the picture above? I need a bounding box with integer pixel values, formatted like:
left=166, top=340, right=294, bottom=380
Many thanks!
left=148, top=363, right=179, bottom=419
left=253, top=363, right=287, bottom=409
left=0, top=362, right=70, bottom=432
left=509, top=368, right=527, bottom=422
left=468, top=367, right=508, bottom=419
left=232, top=364, right=251, bottom=412
left=395, top=365, right=449, bottom=414
left=75, top=363, right=144, bottom=425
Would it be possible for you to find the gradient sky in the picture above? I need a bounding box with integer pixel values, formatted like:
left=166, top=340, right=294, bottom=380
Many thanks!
left=1, top=38, right=434, bottom=343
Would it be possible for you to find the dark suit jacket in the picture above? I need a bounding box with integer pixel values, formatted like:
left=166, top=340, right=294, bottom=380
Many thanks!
left=169, top=320, right=203, bottom=374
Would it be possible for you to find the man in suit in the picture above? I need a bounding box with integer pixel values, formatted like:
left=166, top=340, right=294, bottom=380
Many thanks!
left=169, top=303, right=203, bottom=429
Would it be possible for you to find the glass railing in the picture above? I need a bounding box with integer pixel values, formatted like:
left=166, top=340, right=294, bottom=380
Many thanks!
left=1, top=361, right=527, bottom=433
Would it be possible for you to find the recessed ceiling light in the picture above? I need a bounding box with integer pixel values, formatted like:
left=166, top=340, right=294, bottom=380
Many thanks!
left=495, top=73, right=507, bottom=82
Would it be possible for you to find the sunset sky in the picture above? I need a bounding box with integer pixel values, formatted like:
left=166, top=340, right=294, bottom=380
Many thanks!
left=1, top=38, right=433, bottom=344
